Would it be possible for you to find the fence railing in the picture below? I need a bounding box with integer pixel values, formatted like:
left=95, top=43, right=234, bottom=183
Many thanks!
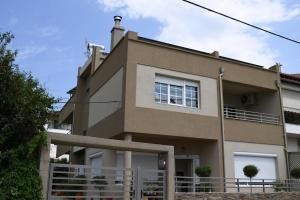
left=224, top=106, right=280, bottom=125
left=48, top=163, right=167, bottom=200
left=142, top=169, right=166, bottom=199
left=175, top=176, right=300, bottom=193
left=48, top=163, right=135, bottom=199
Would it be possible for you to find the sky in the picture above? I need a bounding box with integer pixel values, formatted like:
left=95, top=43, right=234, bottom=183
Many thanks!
left=1, top=0, right=300, bottom=104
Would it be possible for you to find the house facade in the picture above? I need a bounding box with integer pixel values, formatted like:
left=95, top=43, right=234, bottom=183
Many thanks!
left=57, top=16, right=287, bottom=181
left=281, top=73, right=300, bottom=174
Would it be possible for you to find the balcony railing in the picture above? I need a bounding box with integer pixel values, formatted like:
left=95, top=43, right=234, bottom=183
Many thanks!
left=224, top=106, right=280, bottom=125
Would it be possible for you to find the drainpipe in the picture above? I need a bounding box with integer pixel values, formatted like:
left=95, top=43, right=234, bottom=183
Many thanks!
left=274, top=64, right=290, bottom=179
left=218, top=67, right=226, bottom=191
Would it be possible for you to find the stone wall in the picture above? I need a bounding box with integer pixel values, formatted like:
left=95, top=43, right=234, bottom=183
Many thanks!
left=176, top=192, right=300, bottom=200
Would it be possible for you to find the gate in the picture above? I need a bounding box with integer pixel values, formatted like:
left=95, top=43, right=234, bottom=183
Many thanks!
left=47, top=163, right=166, bottom=200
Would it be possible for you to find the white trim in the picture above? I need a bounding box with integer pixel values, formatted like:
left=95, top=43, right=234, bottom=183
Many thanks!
left=234, top=152, right=277, bottom=158
left=88, top=152, right=103, bottom=159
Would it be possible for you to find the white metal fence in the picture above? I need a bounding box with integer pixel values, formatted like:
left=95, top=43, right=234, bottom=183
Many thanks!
left=224, top=106, right=280, bottom=125
left=47, top=163, right=166, bottom=200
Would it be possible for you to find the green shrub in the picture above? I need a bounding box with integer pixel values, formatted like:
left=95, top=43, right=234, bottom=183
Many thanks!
left=0, top=161, right=43, bottom=200
left=290, top=168, right=300, bottom=179
left=195, top=165, right=212, bottom=177
left=243, top=165, right=259, bottom=178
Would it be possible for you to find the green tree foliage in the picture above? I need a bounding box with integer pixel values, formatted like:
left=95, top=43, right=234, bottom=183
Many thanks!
left=0, top=32, right=55, bottom=199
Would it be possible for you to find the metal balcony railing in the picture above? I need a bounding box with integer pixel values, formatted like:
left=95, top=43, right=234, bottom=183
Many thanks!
left=224, top=106, right=280, bottom=125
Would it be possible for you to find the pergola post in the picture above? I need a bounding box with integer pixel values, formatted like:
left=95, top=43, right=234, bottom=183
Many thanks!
left=39, top=136, right=51, bottom=200
left=167, top=148, right=175, bottom=200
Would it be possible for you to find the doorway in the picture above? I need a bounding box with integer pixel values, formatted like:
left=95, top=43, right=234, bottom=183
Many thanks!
left=175, top=155, right=200, bottom=192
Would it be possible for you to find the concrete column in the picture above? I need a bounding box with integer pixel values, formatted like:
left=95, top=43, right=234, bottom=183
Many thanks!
left=123, top=134, right=132, bottom=200
left=39, top=136, right=51, bottom=200
left=167, top=149, right=175, bottom=200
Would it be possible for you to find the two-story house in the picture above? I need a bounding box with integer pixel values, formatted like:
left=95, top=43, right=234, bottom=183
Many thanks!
left=57, top=16, right=287, bottom=182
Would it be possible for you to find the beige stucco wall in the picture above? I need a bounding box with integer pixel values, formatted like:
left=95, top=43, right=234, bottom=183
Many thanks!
left=136, top=64, right=218, bottom=117
left=224, top=141, right=287, bottom=179
left=88, top=67, right=123, bottom=128
left=224, top=119, right=284, bottom=145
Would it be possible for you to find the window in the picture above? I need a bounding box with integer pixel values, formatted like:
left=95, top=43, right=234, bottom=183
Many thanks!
left=234, top=153, right=277, bottom=181
left=185, top=86, right=198, bottom=108
left=170, top=85, right=183, bottom=105
left=155, top=82, right=168, bottom=104
left=155, top=75, right=199, bottom=108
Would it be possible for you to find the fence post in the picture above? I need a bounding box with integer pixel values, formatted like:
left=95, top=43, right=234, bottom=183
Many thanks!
left=47, top=164, right=54, bottom=200
left=39, top=136, right=51, bottom=200
left=166, top=149, right=175, bottom=200
left=262, top=179, right=265, bottom=192
left=237, top=178, right=240, bottom=192
left=163, top=171, right=167, bottom=200
left=135, top=167, right=142, bottom=200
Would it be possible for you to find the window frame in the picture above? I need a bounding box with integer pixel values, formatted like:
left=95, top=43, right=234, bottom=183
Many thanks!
left=155, top=75, right=200, bottom=108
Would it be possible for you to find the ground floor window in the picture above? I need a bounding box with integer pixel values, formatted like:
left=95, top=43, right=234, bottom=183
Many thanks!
left=234, top=153, right=277, bottom=180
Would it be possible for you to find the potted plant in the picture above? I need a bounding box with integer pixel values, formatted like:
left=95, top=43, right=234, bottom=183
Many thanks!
left=243, top=165, right=259, bottom=193
left=195, top=165, right=212, bottom=192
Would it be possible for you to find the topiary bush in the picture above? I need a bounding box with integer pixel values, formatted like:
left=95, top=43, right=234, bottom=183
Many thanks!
left=243, top=165, right=259, bottom=179
left=195, top=165, right=212, bottom=177
left=195, top=165, right=213, bottom=192
left=290, top=167, right=300, bottom=179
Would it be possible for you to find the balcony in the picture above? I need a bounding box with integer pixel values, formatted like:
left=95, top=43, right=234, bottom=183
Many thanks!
left=224, top=106, right=280, bottom=125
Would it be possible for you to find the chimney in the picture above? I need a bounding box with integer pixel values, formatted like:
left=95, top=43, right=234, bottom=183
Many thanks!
left=111, top=16, right=125, bottom=50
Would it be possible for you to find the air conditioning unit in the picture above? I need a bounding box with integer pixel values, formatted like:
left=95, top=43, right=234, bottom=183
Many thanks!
left=241, top=93, right=256, bottom=106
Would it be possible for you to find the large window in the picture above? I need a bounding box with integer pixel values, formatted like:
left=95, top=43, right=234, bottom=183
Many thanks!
left=155, top=75, right=199, bottom=108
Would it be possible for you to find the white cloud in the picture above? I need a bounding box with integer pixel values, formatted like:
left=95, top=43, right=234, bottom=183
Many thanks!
left=97, top=0, right=300, bottom=66
left=17, top=45, right=47, bottom=60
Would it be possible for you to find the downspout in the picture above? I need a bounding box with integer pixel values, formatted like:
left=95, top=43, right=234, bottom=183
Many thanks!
left=218, top=67, right=226, bottom=191
left=276, top=77, right=290, bottom=179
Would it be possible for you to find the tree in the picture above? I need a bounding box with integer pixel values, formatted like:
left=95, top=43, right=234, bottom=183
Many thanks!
left=0, top=32, right=55, bottom=199
left=195, top=165, right=213, bottom=192
left=243, top=165, right=259, bottom=193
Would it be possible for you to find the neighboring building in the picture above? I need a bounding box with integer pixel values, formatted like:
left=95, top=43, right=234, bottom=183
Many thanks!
left=46, top=112, right=71, bottom=159
left=57, top=16, right=287, bottom=181
left=281, top=73, right=300, bottom=173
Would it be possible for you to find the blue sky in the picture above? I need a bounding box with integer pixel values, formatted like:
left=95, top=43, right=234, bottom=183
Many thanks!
left=1, top=0, right=300, bottom=104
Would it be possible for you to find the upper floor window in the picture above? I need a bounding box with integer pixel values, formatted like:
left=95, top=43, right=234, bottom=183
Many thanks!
left=155, top=75, right=199, bottom=108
